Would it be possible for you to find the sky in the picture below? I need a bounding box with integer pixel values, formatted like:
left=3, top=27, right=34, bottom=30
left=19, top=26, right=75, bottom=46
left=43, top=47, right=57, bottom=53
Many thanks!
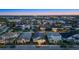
left=0, top=9, right=79, bottom=12
left=0, top=9, right=79, bottom=15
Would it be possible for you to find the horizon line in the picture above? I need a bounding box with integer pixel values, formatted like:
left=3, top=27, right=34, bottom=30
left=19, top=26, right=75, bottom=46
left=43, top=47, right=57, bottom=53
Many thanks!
left=0, top=12, right=79, bottom=15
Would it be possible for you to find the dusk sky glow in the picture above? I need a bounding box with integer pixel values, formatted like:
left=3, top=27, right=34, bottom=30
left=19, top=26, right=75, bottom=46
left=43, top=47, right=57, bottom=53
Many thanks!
left=0, top=9, right=79, bottom=15
left=0, top=9, right=79, bottom=12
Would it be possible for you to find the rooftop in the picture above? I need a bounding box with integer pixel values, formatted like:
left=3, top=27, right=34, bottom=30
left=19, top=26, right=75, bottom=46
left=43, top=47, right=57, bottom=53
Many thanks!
left=32, top=32, right=45, bottom=39
left=19, top=32, right=32, bottom=40
left=47, top=32, right=61, bottom=36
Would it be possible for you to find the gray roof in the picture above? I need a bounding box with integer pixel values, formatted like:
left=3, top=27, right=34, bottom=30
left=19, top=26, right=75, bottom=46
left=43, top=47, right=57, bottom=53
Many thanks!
left=73, top=34, right=79, bottom=38
left=19, top=32, right=32, bottom=40
left=47, top=32, right=61, bottom=36
left=47, top=32, right=62, bottom=40
left=67, top=34, right=79, bottom=40
left=1, top=32, right=20, bottom=39
left=32, top=32, right=45, bottom=40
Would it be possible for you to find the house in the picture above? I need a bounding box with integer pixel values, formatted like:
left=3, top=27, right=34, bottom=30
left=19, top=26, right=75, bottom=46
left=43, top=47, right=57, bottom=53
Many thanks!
left=51, top=28, right=58, bottom=32
left=7, top=19, right=21, bottom=22
left=0, top=32, right=20, bottom=44
left=48, top=19, right=66, bottom=25
left=75, top=27, right=79, bottom=30
left=0, top=25, right=6, bottom=30
left=16, top=23, right=31, bottom=30
left=51, top=28, right=69, bottom=33
left=47, top=32, right=62, bottom=43
left=32, top=32, right=46, bottom=44
left=31, top=25, right=39, bottom=32
left=63, top=24, right=72, bottom=28
left=40, top=25, right=46, bottom=31
left=67, top=34, right=79, bottom=42
left=17, top=32, right=32, bottom=44
left=0, top=37, right=5, bottom=44
left=1, top=32, right=20, bottom=39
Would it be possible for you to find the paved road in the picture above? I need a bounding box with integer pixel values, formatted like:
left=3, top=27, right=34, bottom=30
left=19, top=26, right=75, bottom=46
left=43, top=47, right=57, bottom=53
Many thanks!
left=0, top=45, right=79, bottom=50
